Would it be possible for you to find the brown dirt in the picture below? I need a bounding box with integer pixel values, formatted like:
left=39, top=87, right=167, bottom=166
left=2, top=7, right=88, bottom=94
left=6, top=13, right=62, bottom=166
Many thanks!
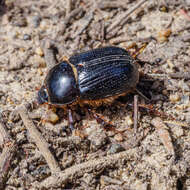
left=0, top=0, right=190, bottom=189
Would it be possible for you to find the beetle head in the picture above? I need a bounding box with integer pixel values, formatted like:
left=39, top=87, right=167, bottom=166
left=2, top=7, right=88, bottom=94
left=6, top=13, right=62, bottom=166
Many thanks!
left=37, top=85, right=49, bottom=104
left=42, top=61, right=78, bottom=105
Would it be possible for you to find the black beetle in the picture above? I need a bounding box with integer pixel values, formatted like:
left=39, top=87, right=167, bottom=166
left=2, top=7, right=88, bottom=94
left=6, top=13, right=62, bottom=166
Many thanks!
left=38, top=46, right=139, bottom=108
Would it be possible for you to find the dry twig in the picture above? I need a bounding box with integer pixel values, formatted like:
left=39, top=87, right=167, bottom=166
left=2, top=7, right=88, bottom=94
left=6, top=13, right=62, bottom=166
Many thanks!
left=151, top=117, right=175, bottom=155
left=133, top=95, right=138, bottom=134
left=61, top=8, right=84, bottom=34
left=65, top=0, right=73, bottom=16
left=42, top=40, right=57, bottom=70
left=98, top=1, right=130, bottom=10
left=0, top=119, right=16, bottom=189
left=39, top=148, right=139, bottom=188
left=73, top=11, right=94, bottom=38
left=164, top=120, right=189, bottom=128
left=169, top=72, right=190, bottom=80
left=18, top=105, right=61, bottom=173
left=107, top=0, right=148, bottom=36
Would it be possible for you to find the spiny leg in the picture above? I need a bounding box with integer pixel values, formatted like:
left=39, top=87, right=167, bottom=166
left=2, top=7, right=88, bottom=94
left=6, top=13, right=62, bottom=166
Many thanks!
left=125, top=42, right=148, bottom=58
left=87, top=108, right=125, bottom=135
left=67, top=108, right=87, bottom=138
left=131, top=42, right=148, bottom=58
left=68, top=109, right=75, bottom=131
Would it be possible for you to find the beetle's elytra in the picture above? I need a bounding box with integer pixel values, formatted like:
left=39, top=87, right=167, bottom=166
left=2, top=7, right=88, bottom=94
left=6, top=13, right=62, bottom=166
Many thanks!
left=38, top=46, right=139, bottom=107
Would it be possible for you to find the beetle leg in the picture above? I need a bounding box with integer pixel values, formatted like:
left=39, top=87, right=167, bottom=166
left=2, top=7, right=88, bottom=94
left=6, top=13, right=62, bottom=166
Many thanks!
left=131, top=42, right=148, bottom=58
left=87, top=108, right=122, bottom=134
left=68, top=109, right=75, bottom=131
left=126, top=42, right=138, bottom=50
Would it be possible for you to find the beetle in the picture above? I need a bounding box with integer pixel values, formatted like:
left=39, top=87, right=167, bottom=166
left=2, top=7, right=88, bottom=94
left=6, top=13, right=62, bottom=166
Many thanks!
left=38, top=46, right=140, bottom=128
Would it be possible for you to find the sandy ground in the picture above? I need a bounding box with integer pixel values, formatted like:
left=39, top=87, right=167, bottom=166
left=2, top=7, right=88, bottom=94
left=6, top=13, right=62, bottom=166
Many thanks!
left=0, top=0, right=190, bottom=189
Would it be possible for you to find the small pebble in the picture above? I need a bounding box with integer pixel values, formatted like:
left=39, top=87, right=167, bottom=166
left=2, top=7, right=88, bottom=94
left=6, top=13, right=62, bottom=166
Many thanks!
left=16, top=132, right=26, bottom=144
left=33, top=55, right=46, bottom=68
left=23, top=34, right=31, bottom=40
left=181, top=34, right=190, bottom=42
left=125, top=115, right=133, bottom=126
left=170, top=93, right=180, bottom=103
left=107, top=143, right=125, bottom=154
left=167, top=59, right=174, bottom=69
left=162, top=90, right=168, bottom=95
left=154, top=58, right=162, bottom=64
left=82, top=173, right=96, bottom=185
left=42, top=110, right=59, bottom=124
left=12, top=17, right=27, bottom=27
left=9, top=110, right=20, bottom=122
left=170, top=125, right=184, bottom=138
left=181, top=95, right=189, bottom=105
left=61, top=155, right=74, bottom=168
left=31, top=165, right=50, bottom=180
left=35, top=47, right=44, bottom=57
left=114, top=133, right=123, bottom=142
left=32, top=15, right=41, bottom=28
left=37, top=68, right=43, bottom=76
left=88, top=129, right=107, bottom=151
left=159, top=6, right=168, bottom=12
left=40, top=20, right=49, bottom=30
left=157, top=29, right=171, bottom=43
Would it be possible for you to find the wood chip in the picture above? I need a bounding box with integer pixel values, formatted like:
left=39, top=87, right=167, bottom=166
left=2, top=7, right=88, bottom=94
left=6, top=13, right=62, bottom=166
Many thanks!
left=151, top=117, right=175, bottom=155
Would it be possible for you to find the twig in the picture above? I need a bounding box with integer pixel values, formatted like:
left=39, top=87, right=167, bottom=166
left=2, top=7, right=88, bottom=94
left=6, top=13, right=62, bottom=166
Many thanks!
left=164, top=120, right=189, bottom=128
left=0, top=120, right=16, bottom=189
left=133, top=95, right=138, bottom=134
left=18, top=105, right=61, bottom=173
left=151, top=117, right=175, bottom=155
left=65, top=0, right=73, bottom=16
left=169, top=72, right=190, bottom=80
left=98, top=1, right=130, bottom=10
left=0, top=121, right=10, bottom=145
left=39, top=148, right=139, bottom=188
left=73, top=11, right=94, bottom=38
left=42, top=40, right=57, bottom=70
left=107, top=0, right=148, bottom=33
left=61, top=8, right=83, bottom=34
left=56, top=42, right=70, bottom=58
left=145, top=72, right=190, bottom=80
left=109, top=36, right=130, bottom=44
left=145, top=73, right=168, bottom=78
left=94, top=2, right=106, bottom=43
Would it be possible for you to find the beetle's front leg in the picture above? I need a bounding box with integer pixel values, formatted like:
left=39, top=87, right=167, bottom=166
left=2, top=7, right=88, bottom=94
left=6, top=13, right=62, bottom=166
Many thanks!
left=68, top=109, right=75, bottom=131
left=86, top=108, right=129, bottom=140
left=87, top=108, right=121, bottom=134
